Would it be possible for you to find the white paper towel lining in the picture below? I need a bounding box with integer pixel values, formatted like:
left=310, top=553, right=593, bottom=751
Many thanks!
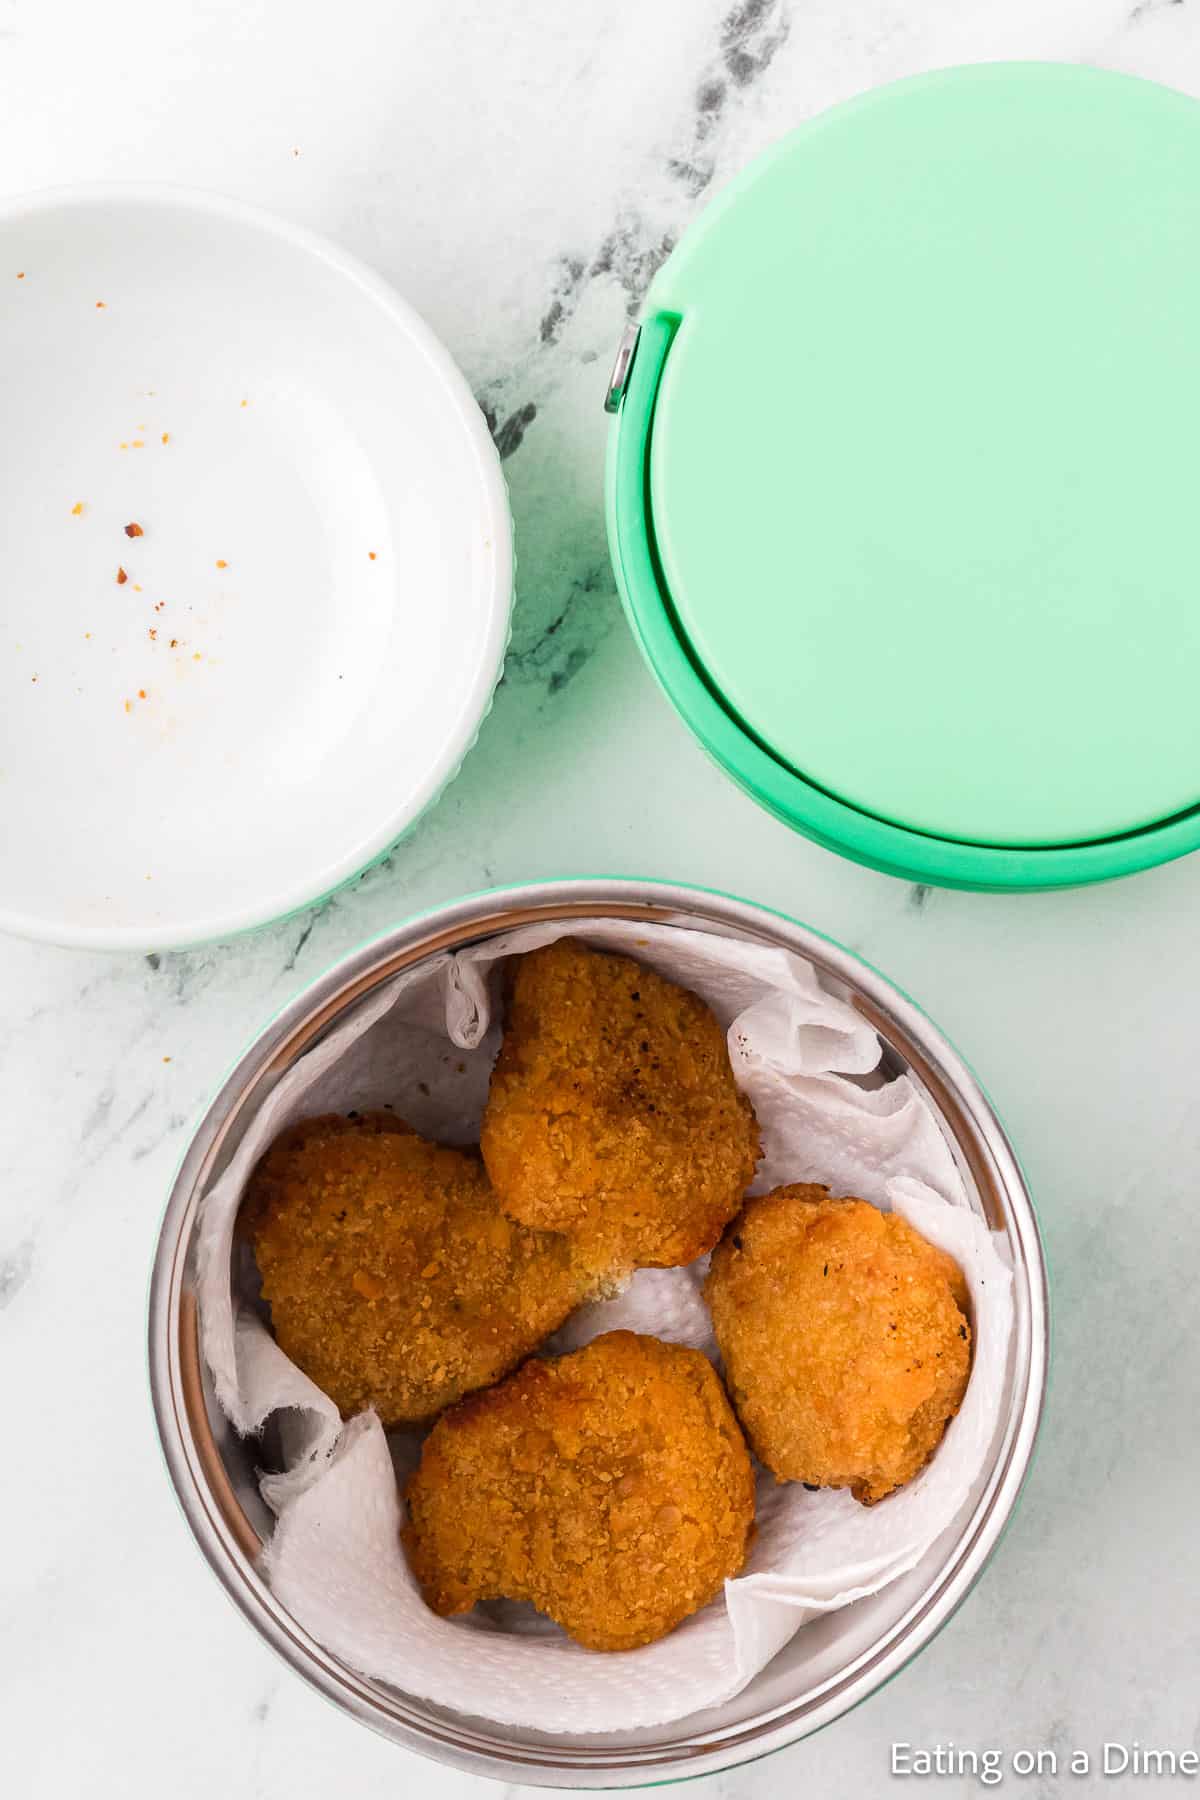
left=195, top=918, right=1013, bottom=1732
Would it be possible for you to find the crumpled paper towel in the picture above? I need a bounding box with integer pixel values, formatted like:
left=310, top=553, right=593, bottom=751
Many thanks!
left=196, top=917, right=1013, bottom=1732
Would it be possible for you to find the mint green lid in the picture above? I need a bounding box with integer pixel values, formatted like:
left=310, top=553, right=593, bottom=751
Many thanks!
left=630, top=63, right=1200, bottom=859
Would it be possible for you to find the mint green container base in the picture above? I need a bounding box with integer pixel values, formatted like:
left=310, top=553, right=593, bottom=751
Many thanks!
left=606, top=65, right=1200, bottom=891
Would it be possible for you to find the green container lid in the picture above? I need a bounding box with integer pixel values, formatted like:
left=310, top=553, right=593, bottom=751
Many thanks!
left=606, top=63, right=1200, bottom=890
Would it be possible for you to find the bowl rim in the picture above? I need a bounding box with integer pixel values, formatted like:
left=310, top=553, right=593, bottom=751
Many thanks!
left=0, top=181, right=513, bottom=952
left=147, top=876, right=1049, bottom=1786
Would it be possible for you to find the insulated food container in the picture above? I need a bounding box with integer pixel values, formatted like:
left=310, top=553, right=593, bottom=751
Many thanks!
left=149, top=878, right=1048, bottom=1788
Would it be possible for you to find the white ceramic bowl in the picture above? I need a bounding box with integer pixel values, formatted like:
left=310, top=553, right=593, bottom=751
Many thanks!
left=0, top=186, right=511, bottom=950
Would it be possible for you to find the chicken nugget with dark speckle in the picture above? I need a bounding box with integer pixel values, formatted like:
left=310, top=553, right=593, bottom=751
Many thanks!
left=480, top=940, right=760, bottom=1273
left=707, top=1186, right=971, bottom=1505
left=248, top=1112, right=586, bottom=1426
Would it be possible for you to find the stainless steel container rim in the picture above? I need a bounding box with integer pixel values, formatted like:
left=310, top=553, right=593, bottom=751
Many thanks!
left=148, top=876, right=1049, bottom=1789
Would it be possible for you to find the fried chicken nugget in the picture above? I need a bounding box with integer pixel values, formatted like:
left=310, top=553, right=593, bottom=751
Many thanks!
left=706, top=1186, right=971, bottom=1505
left=248, top=1112, right=585, bottom=1427
left=402, top=1330, right=756, bottom=1651
left=480, top=940, right=760, bottom=1272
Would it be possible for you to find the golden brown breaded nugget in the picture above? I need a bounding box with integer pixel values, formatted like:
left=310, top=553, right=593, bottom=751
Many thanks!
left=480, top=940, right=760, bottom=1272
left=403, top=1330, right=756, bottom=1651
left=248, top=1113, right=585, bottom=1427
left=706, top=1186, right=971, bottom=1505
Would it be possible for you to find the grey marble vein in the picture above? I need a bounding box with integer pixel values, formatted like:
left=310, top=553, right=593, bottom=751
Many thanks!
left=282, top=912, right=318, bottom=973
left=453, top=0, right=798, bottom=718
left=0, top=1238, right=32, bottom=1310
left=131, top=1110, right=190, bottom=1162
left=481, top=397, right=539, bottom=461
left=671, top=0, right=791, bottom=194
left=502, top=562, right=615, bottom=693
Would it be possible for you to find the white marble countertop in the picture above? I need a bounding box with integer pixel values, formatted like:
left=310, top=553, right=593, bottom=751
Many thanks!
left=4, top=2, right=1200, bottom=1794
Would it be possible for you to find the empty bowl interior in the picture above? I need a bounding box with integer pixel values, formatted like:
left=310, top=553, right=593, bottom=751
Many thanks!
left=0, top=188, right=510, bottom=948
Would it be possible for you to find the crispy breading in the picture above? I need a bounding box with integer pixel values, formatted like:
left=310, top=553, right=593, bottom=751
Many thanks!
left=248, top=1112, right=586, bottom=1427
left=402, top=1330, right=756, bottom=1651
left=706, top=1186, right=971, bottom=1505
left=480, top=940, right=760, bottom=1273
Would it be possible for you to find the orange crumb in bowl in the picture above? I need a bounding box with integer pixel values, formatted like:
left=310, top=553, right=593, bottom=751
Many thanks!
left=116, top=567, right=128, bottom=585
left=124, top=522, right=144, bottom=538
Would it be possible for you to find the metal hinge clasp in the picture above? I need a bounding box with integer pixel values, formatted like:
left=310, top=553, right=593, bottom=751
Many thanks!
left=604, top=322, right=641, bottom=414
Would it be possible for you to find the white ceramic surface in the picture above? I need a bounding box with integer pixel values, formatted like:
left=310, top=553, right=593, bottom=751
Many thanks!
left=4, top=3, right=1200, bottom=1799
left=0, top=187, right=511, bottom=950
